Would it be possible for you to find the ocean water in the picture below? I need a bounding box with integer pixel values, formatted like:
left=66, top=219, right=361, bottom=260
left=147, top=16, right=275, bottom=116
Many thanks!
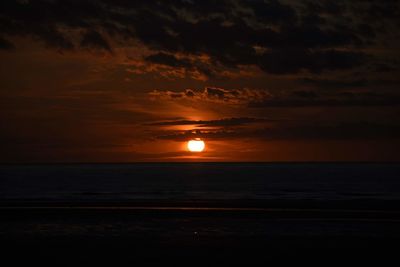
left=1, top=163, right=400, bottom=202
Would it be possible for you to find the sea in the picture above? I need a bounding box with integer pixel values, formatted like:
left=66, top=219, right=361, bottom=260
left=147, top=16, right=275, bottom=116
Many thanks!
left=1, top=163, right=399, bottom=202
left=2, top=163, right=400, bottom=264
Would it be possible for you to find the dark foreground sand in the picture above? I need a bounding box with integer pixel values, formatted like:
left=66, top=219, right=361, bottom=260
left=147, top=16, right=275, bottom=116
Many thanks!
left=1, top=200, right=400, bottom=265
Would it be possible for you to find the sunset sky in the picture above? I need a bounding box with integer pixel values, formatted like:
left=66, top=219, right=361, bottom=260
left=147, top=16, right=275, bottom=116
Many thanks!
left=1, top=0, right=400, bottom=162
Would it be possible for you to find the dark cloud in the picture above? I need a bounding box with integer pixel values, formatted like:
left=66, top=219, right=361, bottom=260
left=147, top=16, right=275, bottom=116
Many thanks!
left=354, top=0, right=400, bottom=21
left=146, top=117, right=267, bottom=127
left=157, top=129, right=239, bottom=141
left=0, top=36, right=15, bottom=50
left=249, top=93, right=400, bottom=108
left=1, top=0, right=394, bottom=74
left=301, top=78, right=367, bottom=89
left=301, top=77, right=400, bottom=89
left=302, top=0, right=346, bottom=15
left=143, top=52, right=213, bottom=78
left=145, top=52, right=192, bottom=68
left=372, top=63, right=399, bottom=73
left=156, top=122, right=400, bottom=141
left=149, top=87, right=269, bottom=104
left=0, top=0, right=82, bottom=50
left=151, top=86, right=400, bottom=107
left=205, top=87, right=229, bottom=99
left=262, top=122, right=400, bottom=141
left=247, top=0, right=297, bottom=25
left=36, top=27, right=75, bottom=51
left=80, top=30, right=112, bottom=53
left=292, top=90, right=318, bottom=99
left=259, top=49, right=367, bottom=74
left=149, top=89, right=199, bottom=99
left=185, top=89, right=195, bottom=97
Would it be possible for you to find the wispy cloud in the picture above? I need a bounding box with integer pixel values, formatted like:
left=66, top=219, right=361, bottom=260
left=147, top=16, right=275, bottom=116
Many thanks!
left=145, top=117, right=269, bottom=127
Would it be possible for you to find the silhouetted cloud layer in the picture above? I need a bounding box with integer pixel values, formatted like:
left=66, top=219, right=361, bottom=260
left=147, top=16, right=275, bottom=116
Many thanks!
left=155, top=122, right=400, bottom=141
left=150, top=87, right=400, bottom=107
left=146, top=117, right=268, bottom=127
left=1, top=0, right=398, bottom=74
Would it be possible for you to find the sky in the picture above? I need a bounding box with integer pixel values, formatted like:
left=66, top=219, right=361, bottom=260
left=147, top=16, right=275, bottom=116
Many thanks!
left=1, top=0, right=400, bottom=162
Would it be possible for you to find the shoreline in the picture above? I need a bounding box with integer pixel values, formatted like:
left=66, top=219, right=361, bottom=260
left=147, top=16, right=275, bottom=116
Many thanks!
left=2, top=199, right=400, bottom=264
left=2, top=198, right=400, bottom=210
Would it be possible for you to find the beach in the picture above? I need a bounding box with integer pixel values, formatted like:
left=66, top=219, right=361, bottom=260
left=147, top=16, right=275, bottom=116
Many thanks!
left=2, top=200, right=400, bottom=265
left=1, top=163, right=400, bottom=264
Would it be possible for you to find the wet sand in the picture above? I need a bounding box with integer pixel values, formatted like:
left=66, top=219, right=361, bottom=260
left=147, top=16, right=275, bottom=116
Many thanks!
left=1, top=200, right=400, bottom=265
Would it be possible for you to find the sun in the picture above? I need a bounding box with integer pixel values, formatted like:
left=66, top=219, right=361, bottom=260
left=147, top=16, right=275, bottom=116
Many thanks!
left=187, top=139, right=205, bottom=152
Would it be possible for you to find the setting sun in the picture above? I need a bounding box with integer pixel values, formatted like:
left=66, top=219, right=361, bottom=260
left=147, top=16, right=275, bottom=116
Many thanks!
left=187, top=139, right=205, bottom=152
